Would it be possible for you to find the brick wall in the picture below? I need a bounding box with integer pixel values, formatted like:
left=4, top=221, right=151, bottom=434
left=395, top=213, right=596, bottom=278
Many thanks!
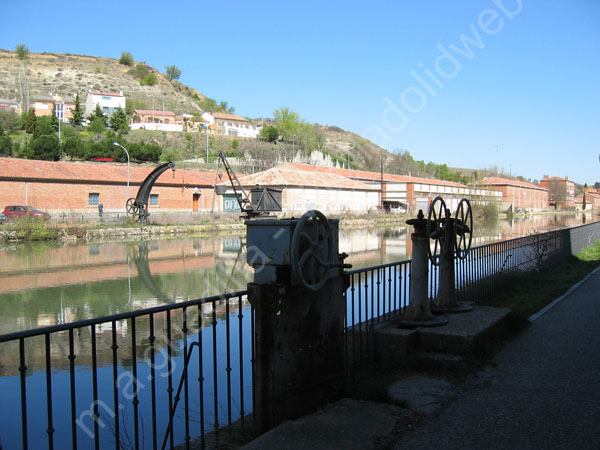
left=0, top=180, right=217, bottom=212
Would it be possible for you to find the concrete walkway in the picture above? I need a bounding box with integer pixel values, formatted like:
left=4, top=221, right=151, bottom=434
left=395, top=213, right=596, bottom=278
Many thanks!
left=392, top=266, right=600, bottom=450
left=241, top=267, right=600, bottom=450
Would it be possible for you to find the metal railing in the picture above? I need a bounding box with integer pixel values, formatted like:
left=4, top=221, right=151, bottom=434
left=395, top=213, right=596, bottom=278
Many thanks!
left=343, top=221, right=600, bottom=371
left=0, top=291, right=253, bottom=450
left=2, top=221, right=599, bottom=449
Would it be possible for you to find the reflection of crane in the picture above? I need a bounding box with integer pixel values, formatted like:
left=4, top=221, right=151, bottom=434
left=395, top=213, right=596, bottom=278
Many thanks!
left=129, top=242, right=171, bottom=302
left=214, top=151, right=281, bottom=218
left=213, top=237, right=248, bottom=294
left=126, top=162, right=176, bottom=224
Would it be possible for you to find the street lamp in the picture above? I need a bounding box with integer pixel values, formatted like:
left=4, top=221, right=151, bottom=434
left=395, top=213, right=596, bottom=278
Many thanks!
left=380, top=155, right=387, bottom=208
left=113, top=142, right=130, bottom=202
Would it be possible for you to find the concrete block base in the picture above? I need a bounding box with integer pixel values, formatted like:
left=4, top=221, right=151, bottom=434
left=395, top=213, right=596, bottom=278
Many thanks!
left=374, top=305, right=511, bottom=363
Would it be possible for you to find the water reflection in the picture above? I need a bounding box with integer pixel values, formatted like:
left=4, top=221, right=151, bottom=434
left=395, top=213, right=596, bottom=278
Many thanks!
left=0, top=212, right=594, bottom=335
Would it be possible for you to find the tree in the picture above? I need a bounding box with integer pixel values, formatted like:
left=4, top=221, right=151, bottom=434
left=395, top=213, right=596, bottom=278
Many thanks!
left=140, top=73, right=157, bottom=86
left=33, top=116, right=56, bottom=139
left=547, top=181, right=567, bottom=204
left=119, top=51, right=134, bottom=66
left=25, top=109, right=36, bottom=134
left=15, top=44, right=29, bottom=60
left=109, top=107, right=129, bottom=133
left=165, top=65, right=181, bottom=81
left=70, top=93, right=84, bottom=126
left=89, top=104, right=108, bottom=127
left=51, top=103, right=59, bottom=132
left=583, top=191, right=587, bottom=210
left=273, top=107, right=301, bottom=140
left=88, top=116, right=106, bottom=134
left=0, top=110, right=21, bottom=134
left=30, top=134, right=60, bottom=160
left=125, top=98, right=146, bottom=116
left=0, top=136, right=13, bottom=156
left=61, top=136, right=84, bottom=159
left=260, top=125, right=279, bottom=143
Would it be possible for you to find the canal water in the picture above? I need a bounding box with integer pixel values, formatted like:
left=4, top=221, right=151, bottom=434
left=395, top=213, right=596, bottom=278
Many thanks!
left=0, top=212, right=592, bottom=335
left=0, top=212, right=594, bottom=449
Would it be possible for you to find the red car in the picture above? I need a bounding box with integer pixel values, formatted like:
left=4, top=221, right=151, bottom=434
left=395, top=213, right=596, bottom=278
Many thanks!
left=3, top=205, right=51, bottom=221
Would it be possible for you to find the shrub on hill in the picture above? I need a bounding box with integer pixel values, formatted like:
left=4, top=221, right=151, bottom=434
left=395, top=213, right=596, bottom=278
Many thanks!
left=119, top=51, right=134, bottom=66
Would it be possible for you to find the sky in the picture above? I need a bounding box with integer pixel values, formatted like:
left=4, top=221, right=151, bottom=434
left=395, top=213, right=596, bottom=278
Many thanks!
left=1, top=0, right=599, bottom=185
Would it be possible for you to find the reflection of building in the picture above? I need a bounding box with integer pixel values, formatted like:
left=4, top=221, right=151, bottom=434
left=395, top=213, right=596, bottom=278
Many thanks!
left=477, top=177, right=548, bottom=212
left=540, top=175, right=576, bottom=209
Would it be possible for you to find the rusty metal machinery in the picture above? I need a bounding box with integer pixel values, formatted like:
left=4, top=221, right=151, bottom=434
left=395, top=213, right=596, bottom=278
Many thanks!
left=126, top=161, right=175, bottom=224
left=290, top=210, right=337, bottom=291
left=214, top=151, right=282, bottom=219
left=426, top=196, right=474, bottom=313
left=395, top=209, right=448, bottom=328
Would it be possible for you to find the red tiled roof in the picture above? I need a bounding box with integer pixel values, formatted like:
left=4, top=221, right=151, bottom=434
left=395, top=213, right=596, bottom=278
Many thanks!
left=134, top=110, right=176, bottom=116
left=211, top=112, right=248, bottom=122
left=90, top=91, right=123, bottom=97
left=219, top=167, right=379, bottom=190
left=478, top=177, right=546, bottom=191
left=287, top=163, right=467, bottom=188
left=0, top=158, right=214, bottom=186
left=541, top=176, right=573, bottom=183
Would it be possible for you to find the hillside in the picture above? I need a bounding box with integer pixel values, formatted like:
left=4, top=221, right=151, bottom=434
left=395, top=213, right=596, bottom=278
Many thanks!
left=0, top=49, right=207, bottom=115
left=0, top=49, right=390, bottom=171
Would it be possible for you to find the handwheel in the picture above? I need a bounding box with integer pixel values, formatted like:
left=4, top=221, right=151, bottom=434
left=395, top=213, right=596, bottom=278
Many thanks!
left=291, top=210, right=334, bottom=291
left=455, top=198, right=473, bottom=259
left=426, top=197, right=448, bottom=266
left=126, top=198, right=137, bottom=216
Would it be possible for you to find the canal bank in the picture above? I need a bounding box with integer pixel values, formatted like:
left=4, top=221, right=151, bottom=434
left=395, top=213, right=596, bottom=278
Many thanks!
left=0, top=212, right=413, bottom=243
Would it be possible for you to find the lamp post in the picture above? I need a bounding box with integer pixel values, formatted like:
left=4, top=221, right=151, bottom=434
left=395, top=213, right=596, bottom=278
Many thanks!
left=113, top=142, right=130, bottom=202
left=380, top=155, right=387, bottom=209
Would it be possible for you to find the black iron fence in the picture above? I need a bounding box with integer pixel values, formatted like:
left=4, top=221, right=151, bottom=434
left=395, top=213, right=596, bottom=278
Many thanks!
left=0, top=291, right=253, bottom=450
left=1, top=221, right=599, bottom=449
left=344, top=221, right=600, bottom=371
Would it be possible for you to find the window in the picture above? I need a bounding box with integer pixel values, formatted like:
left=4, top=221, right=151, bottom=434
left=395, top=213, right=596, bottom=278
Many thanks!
left=89, top=193, right=100, bottom=206
left=150, top=194, right=159, bottom=206
left=102, top=96, right=112, bottom=101
left=103, top=107, right=109, bottom=114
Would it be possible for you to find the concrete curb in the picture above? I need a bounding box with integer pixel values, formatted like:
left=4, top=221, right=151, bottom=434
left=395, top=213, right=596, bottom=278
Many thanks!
left=528, top=264, right=600, bottom=322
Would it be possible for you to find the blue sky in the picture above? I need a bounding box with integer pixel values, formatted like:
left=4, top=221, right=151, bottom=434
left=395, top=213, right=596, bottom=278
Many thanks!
left=1, top=0, right=599, bottom=185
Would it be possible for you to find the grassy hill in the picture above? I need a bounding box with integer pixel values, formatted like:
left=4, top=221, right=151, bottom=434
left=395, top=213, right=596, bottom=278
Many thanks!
left=0, top=49, right=393, bottom=172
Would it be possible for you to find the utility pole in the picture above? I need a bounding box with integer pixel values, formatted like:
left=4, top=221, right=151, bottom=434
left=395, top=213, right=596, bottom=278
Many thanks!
left=493, top=144, right=500, bottom=176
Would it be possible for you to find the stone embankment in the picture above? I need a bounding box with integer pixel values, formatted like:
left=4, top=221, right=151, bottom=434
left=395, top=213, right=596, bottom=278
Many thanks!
left=0, top=214, right=409, bottom=243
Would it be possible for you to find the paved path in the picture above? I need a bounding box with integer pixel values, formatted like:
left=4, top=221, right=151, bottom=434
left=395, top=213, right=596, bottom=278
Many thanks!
left=393, top=267, right=600, bottom=450
left=240, top=267, right=600, bottom=450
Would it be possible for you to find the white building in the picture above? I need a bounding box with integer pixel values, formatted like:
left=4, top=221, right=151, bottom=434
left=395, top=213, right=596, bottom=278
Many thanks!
left=85, top=90, right=126, bottom=117
left=216, top=166, right=380, bottom=215
left=201, top=112, right=262, bottom=138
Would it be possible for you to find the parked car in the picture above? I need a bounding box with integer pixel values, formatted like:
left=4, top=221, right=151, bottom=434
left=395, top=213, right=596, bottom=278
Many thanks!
left=3, top=205, right=51, bottom=221
left=0, top=212, right=7, bottom=224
